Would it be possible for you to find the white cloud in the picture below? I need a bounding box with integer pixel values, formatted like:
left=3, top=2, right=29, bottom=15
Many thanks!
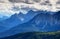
left=0, top=0, right=60, bottom=17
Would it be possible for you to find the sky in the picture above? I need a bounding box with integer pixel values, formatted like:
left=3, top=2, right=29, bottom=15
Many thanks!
left=0, top=0, right=60, bottom=17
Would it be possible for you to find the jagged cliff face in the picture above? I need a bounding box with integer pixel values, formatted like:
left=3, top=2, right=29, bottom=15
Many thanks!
left=0, top=0, right=60, bottom=17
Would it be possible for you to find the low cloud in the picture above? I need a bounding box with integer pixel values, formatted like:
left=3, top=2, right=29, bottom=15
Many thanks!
left=0, top=0, right=60, bottom=16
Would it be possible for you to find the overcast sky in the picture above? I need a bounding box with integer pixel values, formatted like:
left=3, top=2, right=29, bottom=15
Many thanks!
left=0, top=0, right=60, bottom=17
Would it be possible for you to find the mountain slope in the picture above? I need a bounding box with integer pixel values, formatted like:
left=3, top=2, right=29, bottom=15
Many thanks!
left=1, top=32, right=60, bottom=39
left=0, top=10, right=38, bottom=33
left=0, top=11, right=60, bottom=38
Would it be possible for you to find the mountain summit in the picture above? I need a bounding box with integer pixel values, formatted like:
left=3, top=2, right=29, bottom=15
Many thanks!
left=0, top=10, right=60, bottom=38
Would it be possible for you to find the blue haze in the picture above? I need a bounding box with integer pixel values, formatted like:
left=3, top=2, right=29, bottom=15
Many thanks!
left=0, top=10, right=60, bottom=38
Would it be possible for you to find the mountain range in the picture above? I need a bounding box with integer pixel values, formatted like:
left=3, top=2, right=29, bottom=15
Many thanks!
left=0, top=10, right=60, bottom=38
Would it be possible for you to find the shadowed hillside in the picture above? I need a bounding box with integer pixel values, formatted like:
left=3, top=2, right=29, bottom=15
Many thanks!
left=1, top=32, right=60, bottom=39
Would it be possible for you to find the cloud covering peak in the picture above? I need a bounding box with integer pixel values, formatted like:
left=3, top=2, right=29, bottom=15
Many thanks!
left=0, top=0, right=60, bottom=17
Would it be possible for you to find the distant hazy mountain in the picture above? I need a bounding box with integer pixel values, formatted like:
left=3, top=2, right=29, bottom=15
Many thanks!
left=0, top=10, right=60, bottom=38
left=0, top=10, right=38, bottom=33
left=1, top=10, right=38, bottom=27
left=0, top=15, right=9, bottom=21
